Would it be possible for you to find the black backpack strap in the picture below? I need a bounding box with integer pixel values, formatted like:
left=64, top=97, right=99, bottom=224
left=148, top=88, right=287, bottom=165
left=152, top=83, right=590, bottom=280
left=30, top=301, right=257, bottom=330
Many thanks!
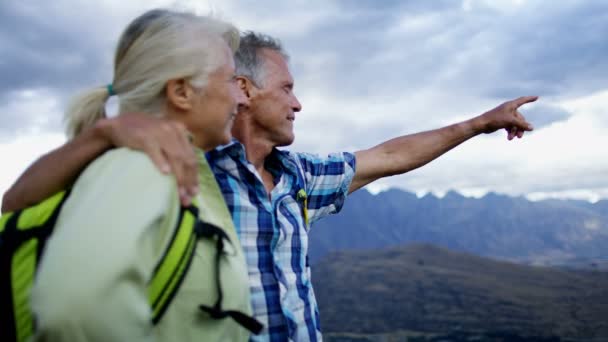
left=194, top=218, right=263, bottom=335
left=198, top=306, right=264, bottom=335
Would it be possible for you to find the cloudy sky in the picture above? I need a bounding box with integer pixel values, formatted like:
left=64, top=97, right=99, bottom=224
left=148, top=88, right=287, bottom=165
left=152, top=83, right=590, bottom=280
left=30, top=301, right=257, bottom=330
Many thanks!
left=1, top=0, right=607, bottom=202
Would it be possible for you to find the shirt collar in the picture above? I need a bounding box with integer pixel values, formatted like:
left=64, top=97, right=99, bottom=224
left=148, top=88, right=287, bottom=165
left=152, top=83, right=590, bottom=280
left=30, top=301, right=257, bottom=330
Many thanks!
left=207, top=139, right=246, bottom=161
left=207, top=139, right=299, bottom=179
left=268, top=148, right=299, bottom=178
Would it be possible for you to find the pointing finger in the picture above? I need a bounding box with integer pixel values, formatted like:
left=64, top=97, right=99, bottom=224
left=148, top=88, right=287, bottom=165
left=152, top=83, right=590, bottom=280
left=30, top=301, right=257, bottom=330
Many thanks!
left=514, top=95, right=539, bottom=108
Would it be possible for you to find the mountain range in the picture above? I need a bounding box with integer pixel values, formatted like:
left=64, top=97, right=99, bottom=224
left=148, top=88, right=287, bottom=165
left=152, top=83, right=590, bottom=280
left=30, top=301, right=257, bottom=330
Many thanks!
left=309, top=189, right=608, bottom=268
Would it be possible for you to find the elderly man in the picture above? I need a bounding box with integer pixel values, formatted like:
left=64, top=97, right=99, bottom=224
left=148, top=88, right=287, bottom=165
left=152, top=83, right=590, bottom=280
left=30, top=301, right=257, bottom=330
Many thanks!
left=3, top=32, right=535, bottom=341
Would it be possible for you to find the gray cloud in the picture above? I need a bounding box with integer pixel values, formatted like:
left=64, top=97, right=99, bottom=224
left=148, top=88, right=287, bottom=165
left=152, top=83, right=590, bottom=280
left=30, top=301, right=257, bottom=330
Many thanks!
left=335, top=0, right=458, bottom=13
left=4, top=0, right=606, bottom=135
left=481, top=1, right=608, bottom=99
left=522, top=104, right=572, bottom=129
left=280, top=1, right=608, bottom=107
left=0, top=89, right=63, bottom=142
left=0, top=2, right=130, bottom=138
left=0, top=2, right=112, bottom=95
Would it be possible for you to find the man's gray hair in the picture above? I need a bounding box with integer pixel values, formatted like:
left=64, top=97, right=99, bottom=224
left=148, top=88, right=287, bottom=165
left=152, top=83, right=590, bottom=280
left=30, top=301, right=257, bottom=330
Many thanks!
left=234, top=31, right=289, bottom=87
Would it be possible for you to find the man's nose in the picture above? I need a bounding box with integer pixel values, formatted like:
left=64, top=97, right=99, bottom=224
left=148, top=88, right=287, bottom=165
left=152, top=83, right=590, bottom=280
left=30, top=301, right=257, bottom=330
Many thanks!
left=292, top=95, right=302, bottom=112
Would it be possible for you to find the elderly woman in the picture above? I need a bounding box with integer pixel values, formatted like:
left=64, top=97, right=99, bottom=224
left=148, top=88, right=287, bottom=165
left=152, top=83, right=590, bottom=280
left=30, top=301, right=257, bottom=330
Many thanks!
left=27, top=9, right=258, bottom=341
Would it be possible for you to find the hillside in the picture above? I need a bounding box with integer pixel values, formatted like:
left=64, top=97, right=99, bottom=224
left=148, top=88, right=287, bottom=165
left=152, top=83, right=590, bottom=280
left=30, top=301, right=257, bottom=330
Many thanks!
left=313, top=244, right=608, bottom=341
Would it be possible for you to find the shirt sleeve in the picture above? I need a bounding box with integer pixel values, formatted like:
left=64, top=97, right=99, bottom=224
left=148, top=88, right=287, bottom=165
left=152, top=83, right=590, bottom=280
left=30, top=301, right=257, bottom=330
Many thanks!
left=294, top=151, right=356, bottom=224
left=30, top=149, right=178, bottom=342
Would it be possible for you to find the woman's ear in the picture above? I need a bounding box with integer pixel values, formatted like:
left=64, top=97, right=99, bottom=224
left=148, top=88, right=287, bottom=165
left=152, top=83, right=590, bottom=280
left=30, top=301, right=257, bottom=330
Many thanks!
left=166, top=79, right=194, bottom=111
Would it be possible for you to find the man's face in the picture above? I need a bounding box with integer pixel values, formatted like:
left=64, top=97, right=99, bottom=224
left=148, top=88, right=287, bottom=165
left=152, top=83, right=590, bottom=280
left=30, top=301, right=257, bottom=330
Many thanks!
left=247, top=48, right=302, bottom=147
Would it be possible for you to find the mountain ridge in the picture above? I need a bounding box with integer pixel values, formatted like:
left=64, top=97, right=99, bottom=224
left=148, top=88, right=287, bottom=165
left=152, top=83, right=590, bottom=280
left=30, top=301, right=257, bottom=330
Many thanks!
left=309, top=188, right=608, bottom=267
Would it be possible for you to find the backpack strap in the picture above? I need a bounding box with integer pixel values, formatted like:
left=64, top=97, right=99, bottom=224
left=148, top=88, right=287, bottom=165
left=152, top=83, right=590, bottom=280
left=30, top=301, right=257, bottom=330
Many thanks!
left=0, top=190, right=70, bottom=342
left=148, top=203, right=263, bottom=334
left=147, top=203, right=199, bottom=324
left=191, top=206, right=264, bottom=335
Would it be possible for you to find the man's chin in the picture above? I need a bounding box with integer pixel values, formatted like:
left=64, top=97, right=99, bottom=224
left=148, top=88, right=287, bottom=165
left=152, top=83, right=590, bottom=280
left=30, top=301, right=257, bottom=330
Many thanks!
left=220, top=136, right=233, bottom=146
left=217, top=130, right=233, bottom=147
left=275, top=134, right=295, bottom=147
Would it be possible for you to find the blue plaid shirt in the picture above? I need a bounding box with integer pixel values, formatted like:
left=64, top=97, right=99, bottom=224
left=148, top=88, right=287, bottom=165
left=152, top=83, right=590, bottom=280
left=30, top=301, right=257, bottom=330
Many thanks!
left=207, top=141, right=356, bottom=341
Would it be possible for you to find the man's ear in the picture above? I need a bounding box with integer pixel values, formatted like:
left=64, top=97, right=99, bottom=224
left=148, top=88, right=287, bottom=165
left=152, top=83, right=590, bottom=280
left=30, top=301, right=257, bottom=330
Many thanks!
left=166, top=79, right=194, bottom=111
left=236, top=76, right=255, bottom=99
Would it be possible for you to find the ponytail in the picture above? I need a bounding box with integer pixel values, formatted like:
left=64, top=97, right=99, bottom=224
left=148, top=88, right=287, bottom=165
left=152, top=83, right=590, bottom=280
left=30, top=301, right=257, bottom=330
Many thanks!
left=64, top=86, right=110, bottom=139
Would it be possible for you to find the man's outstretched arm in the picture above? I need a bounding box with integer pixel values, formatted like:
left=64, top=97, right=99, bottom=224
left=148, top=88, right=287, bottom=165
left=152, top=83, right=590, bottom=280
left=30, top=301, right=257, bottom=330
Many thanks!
left=2, top=114, right=199, bottom=213
left=349, top=96, right=537, bottom=193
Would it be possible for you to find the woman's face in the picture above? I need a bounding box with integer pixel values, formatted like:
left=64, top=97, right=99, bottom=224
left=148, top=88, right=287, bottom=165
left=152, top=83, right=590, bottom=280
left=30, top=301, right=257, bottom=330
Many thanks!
left=189, top=43, right=247, bottom=151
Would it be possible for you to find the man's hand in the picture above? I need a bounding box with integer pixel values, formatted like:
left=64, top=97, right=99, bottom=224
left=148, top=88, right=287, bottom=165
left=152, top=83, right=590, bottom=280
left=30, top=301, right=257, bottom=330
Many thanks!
left=96, top=113, right=199, bottom=206
left=349, top=95, right=539, bottom=194
left=474, top=95, right=537, bottom=140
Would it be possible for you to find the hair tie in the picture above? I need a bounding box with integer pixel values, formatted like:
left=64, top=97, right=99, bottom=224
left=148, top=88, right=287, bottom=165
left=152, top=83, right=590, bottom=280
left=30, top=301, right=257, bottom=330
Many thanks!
left=106, top=84, right=116, bottom=96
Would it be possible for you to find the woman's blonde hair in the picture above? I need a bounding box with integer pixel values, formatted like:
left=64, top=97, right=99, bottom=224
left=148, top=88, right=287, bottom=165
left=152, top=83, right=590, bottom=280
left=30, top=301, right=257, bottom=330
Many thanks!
left=65, top=9, right=239, bottom=138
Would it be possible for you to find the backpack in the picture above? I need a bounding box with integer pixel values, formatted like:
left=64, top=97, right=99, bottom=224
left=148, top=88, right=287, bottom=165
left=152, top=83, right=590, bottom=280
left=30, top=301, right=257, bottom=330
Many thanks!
left=0, top=190, right=262, bottom=342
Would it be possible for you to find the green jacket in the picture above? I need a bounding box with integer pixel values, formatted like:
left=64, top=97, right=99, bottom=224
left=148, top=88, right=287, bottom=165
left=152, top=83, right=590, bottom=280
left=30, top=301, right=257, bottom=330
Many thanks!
left=30, top=148, right=252, bottom=341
